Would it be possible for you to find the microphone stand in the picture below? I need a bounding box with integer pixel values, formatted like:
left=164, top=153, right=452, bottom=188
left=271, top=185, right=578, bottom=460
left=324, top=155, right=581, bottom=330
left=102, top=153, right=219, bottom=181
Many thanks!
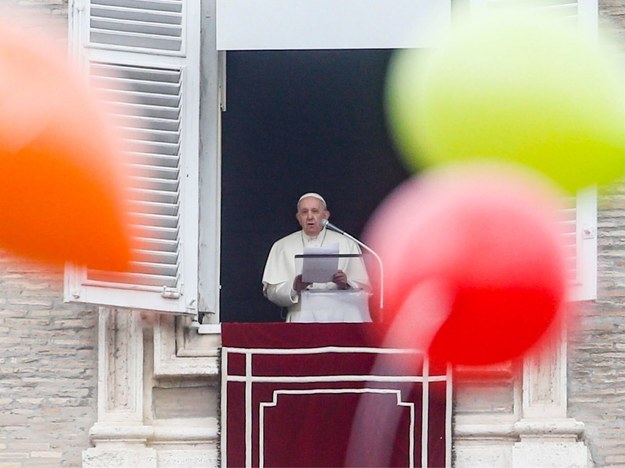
left=323, top=221, right=384, bottom=320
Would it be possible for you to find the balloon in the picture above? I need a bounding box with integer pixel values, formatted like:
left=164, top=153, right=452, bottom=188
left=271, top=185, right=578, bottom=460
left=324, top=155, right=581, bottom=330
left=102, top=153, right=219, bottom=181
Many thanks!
left=0, top=20, right=132, bottom=270
left=365, top=164, right=569, bottom=365
left=386, top=10, right=625, bottom=192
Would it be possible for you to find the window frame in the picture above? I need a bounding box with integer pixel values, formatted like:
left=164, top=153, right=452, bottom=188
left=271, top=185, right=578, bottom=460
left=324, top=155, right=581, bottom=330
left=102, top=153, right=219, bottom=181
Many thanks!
left=65, top=0, right=597, bottom=320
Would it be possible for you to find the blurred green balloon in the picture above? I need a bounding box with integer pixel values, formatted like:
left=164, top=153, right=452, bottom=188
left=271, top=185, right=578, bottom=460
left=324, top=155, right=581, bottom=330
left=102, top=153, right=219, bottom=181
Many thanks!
left=386, top=10, right=625, bottom=192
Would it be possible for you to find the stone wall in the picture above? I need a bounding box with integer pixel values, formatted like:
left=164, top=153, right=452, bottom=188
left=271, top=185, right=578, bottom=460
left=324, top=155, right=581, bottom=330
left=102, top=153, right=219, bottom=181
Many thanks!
left=0, top=5, right=94, bottom=468
left=568, top=183, right=625, bottom=467
left=0, top=0, right=66, bottom=17
left=0, top=0, right=67, bottom=32
left=0, top=255, right=97, bottom=467
left=566, top=4, right=625, bottom=468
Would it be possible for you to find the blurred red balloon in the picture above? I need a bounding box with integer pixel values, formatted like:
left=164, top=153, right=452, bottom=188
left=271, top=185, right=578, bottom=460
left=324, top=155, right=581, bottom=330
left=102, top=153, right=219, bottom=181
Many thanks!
left=0, top=20, right=132, bottom=270
left=365, top=164, right=568, bottom=365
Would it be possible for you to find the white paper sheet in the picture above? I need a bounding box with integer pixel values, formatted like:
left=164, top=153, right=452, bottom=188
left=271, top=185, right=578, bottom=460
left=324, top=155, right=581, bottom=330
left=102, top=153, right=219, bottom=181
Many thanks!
left=301, top=243, right=339, bottom=283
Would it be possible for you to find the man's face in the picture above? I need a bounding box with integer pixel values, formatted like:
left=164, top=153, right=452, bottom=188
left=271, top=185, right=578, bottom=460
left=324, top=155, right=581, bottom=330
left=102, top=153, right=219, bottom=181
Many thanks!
left=296, top=197, right=329, bottom=237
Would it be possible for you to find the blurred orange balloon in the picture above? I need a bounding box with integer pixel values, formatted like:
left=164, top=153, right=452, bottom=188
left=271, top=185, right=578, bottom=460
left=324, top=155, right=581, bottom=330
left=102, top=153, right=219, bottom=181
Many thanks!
left=0, top=20, right=132, bottom=270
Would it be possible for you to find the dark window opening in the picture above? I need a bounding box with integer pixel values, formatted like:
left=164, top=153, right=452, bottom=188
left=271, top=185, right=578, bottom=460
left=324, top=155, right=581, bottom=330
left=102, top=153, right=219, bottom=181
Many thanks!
left=221, top=49, right=411, bottom=322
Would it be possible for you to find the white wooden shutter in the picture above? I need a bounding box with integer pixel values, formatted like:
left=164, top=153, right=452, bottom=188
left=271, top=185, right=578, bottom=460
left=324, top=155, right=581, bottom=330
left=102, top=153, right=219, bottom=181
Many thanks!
left=468, top=0, right=597, bottom=33
left=468, top=0, right=598, bottom=301
left=65, top=0, right=202, bottom=314
left=566, top=187, right=597, bottom=301
left=215, top=0, right=452, bottom=50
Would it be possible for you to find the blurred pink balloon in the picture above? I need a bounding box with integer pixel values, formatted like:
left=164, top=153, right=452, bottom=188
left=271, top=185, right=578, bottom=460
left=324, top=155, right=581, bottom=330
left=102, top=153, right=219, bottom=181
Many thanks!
left=365, top=163, right=569, bottom=365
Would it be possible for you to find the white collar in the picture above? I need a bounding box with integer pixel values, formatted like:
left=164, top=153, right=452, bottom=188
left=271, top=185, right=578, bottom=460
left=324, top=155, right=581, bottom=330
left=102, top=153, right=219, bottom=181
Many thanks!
left=301, top=227, right=327, bottom=244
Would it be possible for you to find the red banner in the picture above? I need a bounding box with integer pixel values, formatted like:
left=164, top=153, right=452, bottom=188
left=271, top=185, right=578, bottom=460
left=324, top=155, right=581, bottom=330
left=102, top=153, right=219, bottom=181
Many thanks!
left=222, top=323, right=451, bottom=467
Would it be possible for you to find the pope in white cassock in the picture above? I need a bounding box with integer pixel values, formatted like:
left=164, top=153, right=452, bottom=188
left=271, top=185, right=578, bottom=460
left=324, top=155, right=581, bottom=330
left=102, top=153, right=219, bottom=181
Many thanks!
left=262, top=193, right=371, bottom=322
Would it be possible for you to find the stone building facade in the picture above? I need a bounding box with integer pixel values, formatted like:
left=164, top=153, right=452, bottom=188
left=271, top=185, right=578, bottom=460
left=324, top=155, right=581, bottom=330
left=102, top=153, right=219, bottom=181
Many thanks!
left=1, top=0, right=625, bottom=467
left=568, top=183, right=625, bottom=467
left=0, top=258, right=96, bottom=467
left=0, top=4, right=97, bottom=458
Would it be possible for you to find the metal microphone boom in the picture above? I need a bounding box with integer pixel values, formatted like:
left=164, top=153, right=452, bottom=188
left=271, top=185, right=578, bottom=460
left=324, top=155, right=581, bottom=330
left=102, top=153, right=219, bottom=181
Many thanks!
left=322, top=219, right=384, bottom=316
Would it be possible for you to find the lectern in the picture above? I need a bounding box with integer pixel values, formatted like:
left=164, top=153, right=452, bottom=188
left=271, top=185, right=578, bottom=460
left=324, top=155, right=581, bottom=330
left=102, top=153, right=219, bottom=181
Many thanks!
left=292, top=252, right=371, bottom=323
left=294, top=289, right=370, bottom=322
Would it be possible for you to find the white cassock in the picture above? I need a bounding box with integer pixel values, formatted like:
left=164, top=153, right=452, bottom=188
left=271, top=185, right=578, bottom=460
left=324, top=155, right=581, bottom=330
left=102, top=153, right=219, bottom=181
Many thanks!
left=262, top=228, right=371, bottom=322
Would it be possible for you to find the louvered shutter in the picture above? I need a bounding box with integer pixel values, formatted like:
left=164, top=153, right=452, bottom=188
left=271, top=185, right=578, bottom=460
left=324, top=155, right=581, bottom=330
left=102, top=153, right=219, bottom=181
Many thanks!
left=568, top=187, right=597, bottom=301
left=469, top=0, right=598, bottom=301
left=65, top=0, right=202, bottom=314
left=470, top=0, right=578, bottom=12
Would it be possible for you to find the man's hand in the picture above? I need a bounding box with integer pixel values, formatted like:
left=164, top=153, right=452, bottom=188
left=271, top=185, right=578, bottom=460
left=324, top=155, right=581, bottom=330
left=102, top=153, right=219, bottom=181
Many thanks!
left=293, top=274, right=312, bottom=292
left=332, top=270, right=349, bottom=290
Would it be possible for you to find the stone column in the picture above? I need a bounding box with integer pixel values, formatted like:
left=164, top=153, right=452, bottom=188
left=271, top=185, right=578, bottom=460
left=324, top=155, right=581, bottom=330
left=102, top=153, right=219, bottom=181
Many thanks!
left=512, top=330, right=592, bottom=468
left=83, top=308, right=156, bottom=467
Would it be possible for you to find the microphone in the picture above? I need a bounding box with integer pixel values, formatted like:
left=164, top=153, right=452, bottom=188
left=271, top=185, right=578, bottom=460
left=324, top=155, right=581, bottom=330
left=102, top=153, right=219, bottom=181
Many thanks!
left=321, top=219, right=346, bottom=234
left=321, top=219, right=384, bottom=316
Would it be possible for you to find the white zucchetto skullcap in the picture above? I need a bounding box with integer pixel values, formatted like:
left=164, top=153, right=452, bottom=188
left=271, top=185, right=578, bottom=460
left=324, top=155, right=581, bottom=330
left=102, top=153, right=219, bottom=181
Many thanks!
left=298, top=192, right=327, bottom=209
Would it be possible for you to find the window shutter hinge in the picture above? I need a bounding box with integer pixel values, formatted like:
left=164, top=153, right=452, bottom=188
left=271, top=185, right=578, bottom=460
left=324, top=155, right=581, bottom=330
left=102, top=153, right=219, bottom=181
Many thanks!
left=219, top=51, right=227, bottom=111
left=161, top=286, right=181, bottom=299
left=583, top=224, right=596, bottom=239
